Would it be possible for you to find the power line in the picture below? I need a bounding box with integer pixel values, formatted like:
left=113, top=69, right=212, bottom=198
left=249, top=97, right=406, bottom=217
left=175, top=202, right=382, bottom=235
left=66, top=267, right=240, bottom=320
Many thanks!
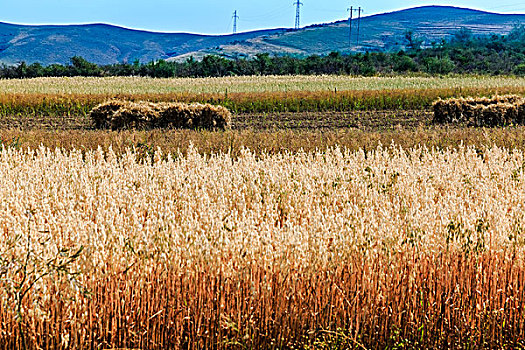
left=242, top=4, right=292, bottom=21
left=232, top=10, right=239, bottom=34
left=226, top=15, right=233, bottom=33
left=347, top=6, right=353, bottom=48
left=356, top=7, right=363, bottom=47
left=294, top=0, right=303, bottom=30
left=347, top=6, right=363, bottom=49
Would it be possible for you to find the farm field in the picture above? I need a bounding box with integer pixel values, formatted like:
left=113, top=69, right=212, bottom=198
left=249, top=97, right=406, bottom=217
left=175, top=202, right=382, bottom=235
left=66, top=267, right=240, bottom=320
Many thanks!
left=0, top=110, right=432, bottom=131
left=3, top=75, right=525, bottom=94
left=1, top=74, right=525, bottom=349
left=1, top=75, right=525, bottom=119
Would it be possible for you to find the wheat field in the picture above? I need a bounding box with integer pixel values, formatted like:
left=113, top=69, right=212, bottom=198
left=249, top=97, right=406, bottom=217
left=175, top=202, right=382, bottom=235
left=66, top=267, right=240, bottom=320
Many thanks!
left=1, top=144, right=525, bottom=349
left=1, top=75, right=525, bottom=94
left=2, top=71, right=525, bottom=349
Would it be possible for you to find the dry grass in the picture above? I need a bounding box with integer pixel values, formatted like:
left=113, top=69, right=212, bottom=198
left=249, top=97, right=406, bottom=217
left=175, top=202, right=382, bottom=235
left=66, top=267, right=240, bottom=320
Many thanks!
left=1, top=144, right=525, bottom=348
left=4, top=127, right=525, bottom=156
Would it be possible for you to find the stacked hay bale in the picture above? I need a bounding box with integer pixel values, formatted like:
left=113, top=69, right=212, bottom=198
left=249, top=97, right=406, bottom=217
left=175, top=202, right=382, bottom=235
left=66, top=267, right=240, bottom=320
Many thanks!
left=90, top=100, right=232, bottom=130
left=90, top=100, right=126, bottom=129
left=433, top=95, right=525, bottom=127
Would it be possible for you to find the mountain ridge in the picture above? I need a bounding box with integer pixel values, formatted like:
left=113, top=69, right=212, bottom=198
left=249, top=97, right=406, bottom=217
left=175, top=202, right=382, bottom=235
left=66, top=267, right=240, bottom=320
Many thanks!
left=0, top=5, right=524, bottom=66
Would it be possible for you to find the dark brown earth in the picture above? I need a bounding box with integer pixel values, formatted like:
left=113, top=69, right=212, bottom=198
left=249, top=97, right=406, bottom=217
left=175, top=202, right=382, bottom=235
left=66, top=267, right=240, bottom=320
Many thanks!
left=232, top=110, right=432, bottom=130
left=0, top=110, right=433, bottom=131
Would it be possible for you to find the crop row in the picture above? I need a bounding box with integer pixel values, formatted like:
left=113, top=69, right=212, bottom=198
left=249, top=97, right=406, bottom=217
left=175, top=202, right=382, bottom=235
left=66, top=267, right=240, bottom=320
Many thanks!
left=4, top=126, right=525, bottom=156
left=3, top=75, right=525, bottom=95
left=2, top=86, right=525, bottom=117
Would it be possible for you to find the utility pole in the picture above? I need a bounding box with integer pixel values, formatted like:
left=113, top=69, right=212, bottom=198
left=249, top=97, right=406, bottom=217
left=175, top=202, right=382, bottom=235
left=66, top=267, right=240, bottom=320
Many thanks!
left=232, top=10, right=239, bottom=34
left=294, top=0, right=303, bottom=30
left=356, top=7, right=363, bottom=47
left=347, top=6, right=353, bottom=48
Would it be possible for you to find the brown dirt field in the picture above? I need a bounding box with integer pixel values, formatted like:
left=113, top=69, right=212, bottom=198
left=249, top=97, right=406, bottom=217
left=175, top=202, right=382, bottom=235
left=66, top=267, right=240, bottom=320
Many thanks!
left=233, top=110, right=432, bottom=130
left=0, top=110, right=432, bottom=131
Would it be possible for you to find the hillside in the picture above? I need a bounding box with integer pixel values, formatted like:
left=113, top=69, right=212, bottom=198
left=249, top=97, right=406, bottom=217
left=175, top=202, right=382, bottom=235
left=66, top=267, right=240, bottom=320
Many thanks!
left=0, top=6, right=524, bottom=65
left=0, top=22, right=285, bottom=65
left=190, top=6, right=525, bottom=59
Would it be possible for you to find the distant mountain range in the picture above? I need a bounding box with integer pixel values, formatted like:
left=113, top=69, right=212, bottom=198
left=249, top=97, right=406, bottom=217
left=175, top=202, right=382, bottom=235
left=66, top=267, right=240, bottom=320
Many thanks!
left=0, top=6, right=524, bottom=66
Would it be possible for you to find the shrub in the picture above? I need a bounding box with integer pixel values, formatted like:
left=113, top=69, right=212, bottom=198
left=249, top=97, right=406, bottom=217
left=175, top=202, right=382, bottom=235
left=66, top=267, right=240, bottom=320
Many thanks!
left=425, top=56, right=455, bottom=75
left=394, top=55, right=418, bottom=72
left=514, top=63, right=525, bottom=76
left=90, top=100, right=232, bottom=130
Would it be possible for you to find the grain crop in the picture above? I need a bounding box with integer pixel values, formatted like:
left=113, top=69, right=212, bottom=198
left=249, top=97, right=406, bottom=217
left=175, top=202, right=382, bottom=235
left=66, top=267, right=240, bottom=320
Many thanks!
left=0, top=75, right=523, bottom=118
left=1, top=85, right=525, bottom=119
left=6, top=127, right=525, bottom=156
left=1, top=144, right=525, bottom=349
left=1, top=75, right=525, bottom=94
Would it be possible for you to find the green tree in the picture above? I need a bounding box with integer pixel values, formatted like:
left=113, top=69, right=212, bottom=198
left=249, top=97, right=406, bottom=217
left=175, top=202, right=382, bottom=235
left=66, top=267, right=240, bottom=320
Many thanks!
left=70, top=56, right=102, bottom=76
left=43, top=63, right=70, bottom=77
left=452, top=27, right=473, bottom=44
left=26, top=63, right=44, bottom=78
left=15, top=62, right=28, bottom=77
left=201, top=55, right=231, bottom=77
left=394, top=54, right=418, bottom=72
left=404, top=30, right=423, bottom=51
left=425, top=56, right=455, bottom=74
left=514, top=63, right=525, bottom=75
left=254, top=53, right=272, bottom=75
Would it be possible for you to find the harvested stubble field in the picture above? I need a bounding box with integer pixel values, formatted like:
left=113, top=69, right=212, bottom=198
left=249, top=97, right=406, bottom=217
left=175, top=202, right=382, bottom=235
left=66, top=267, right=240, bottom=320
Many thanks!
left=2, top=75, right=525, bottom=349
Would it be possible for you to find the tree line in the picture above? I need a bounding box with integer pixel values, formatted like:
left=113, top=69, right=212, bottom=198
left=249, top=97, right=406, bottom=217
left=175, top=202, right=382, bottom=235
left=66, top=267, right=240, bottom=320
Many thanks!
left=1, top=26, right=524, bottom=79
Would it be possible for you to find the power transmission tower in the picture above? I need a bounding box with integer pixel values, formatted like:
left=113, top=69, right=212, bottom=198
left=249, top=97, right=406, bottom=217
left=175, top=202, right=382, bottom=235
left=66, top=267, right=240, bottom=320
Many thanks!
left=347, top=6, right=354, bottom=48
left=294, top=0, right=303, bottom=30
left=356, top=7, right=363, bottom=47
left=232, top=10, right=239, bottom=34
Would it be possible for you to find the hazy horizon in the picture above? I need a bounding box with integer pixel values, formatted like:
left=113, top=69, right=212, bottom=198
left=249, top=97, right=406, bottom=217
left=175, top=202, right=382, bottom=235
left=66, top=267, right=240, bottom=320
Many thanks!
left=2, top=1, right=525, bottom=35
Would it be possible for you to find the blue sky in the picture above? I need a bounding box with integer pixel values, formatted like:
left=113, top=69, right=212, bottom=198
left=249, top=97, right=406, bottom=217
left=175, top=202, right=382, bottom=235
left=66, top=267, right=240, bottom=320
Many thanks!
left=2, top=0, right=525, bottom=34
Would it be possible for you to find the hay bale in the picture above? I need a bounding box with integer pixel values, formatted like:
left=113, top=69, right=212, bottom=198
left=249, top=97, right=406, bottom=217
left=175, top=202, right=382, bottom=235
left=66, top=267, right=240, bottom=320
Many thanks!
left=158, top=103, right=194, bottom=129
left=433, top=97, right=471, bottom=124
left=90, top=100, right=232, bottom=131
left=433, top=95, right=525, bottom=127
left=471, top=103, right=515, bottom=127
left=518, top=101, right=525, bottom=125
left=432, top=99, right=448, bottom=124
left=89, top=100, right=125, bottom=129
left=109, top=101, right=162, bottom=130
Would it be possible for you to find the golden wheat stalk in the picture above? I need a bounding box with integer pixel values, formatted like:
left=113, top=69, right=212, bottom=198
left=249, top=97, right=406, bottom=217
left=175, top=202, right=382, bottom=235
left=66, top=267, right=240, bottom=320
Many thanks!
left=0, top=144, right=525, bottom=348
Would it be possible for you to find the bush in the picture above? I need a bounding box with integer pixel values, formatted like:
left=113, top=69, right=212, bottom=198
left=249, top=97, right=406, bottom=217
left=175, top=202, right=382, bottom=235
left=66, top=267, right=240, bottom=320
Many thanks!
left=394, top=55, right=418, bottom=72
left=514, top=64, right=525, bottom=76
left=90, top=100, right=232, bottom=130
left=425, top=57, right=455, bottom=74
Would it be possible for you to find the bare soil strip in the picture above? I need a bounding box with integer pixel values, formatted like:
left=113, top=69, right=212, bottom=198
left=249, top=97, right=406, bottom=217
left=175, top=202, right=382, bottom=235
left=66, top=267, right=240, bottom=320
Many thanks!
left=0, top=110, right=433, bottom=131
